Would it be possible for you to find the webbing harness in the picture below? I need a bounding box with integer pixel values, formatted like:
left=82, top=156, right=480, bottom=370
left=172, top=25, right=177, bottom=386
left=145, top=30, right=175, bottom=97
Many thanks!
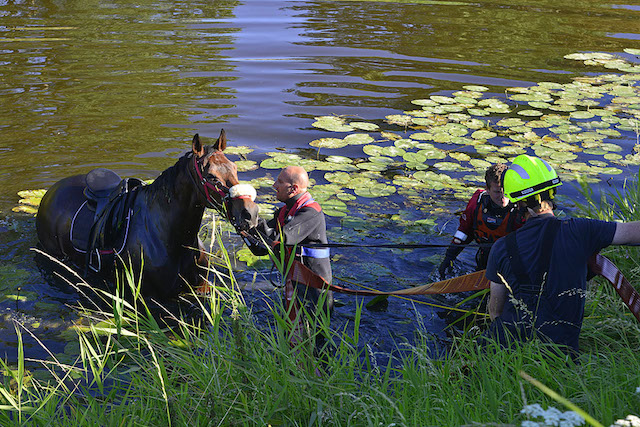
left=504, top=217, right=560, bottom=297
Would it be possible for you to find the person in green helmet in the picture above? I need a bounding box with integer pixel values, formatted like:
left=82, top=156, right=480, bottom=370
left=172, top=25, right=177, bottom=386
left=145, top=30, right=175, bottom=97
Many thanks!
left=484, top=154, right=640, bottom=357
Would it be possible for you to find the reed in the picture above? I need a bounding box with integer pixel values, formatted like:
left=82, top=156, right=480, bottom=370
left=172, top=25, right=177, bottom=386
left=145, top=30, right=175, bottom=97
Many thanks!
left=0, top=183, right=639, bottom=425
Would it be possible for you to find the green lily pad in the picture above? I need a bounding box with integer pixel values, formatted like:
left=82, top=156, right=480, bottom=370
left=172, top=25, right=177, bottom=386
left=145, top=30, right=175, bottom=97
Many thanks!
left=564, top=52, right=616, bottom=61
left=517, top=109, right=544, bottom=117
left=325, top=155, right=353, bottom=164
left=382, top=146, right=407, bottom=157
left=16, top=189, right=46, bottom=209
left=549, top=151, right=578, bottom=161
left=600, top=143, right=623, bottom=152
left=467, top=108, right=490, bottom=116
left=236, top=248, right=271, bottom=269
left=309, top=138, right=347, bottom=149
left=496, top=118, right=525, bottom=128
left=411, top=99, right=439, bottom=107
left=433, top=161, right=465, bottom=171
left=450, top=152, right=471, bottom=162
left=350, top=122, right=380, bottom=131
left=463, top=85, right=489, bottom=92
left=356, top=162, right=387, bottom=171
left=369, top=156, right=396, bottom=164
left=471, top=130, right=497, bottom=140
left=235, top=160, right=258, bottom=172
left=324, top=171, right=351, bottom=184
left=385, top=115, right=413, bottom=127
left=431, top=95, right=456, bottom=104
left=354, top=182, right=396, bottom=198
left=570, top=111, right=595, bottom=120
left=410, top=132, right=434, bottom=141
left=403, top=152, right=428, bottom=163
left=225, top=146, right=254, bottom=156
left=312, top=116, right=354, bottom=132
left=469, top=159, right=492, bottom=169
left=394, top=139, right=417, bottom=149
left=343, top=133, right=374, bottom=145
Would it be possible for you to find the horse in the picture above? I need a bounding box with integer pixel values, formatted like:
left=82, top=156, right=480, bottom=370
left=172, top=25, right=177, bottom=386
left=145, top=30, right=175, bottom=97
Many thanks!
left=36, top=130, right=260, bottom=298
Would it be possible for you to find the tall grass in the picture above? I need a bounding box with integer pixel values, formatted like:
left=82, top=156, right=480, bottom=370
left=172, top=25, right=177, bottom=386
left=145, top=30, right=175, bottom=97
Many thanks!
left=0, top=185, right=639, bottom=425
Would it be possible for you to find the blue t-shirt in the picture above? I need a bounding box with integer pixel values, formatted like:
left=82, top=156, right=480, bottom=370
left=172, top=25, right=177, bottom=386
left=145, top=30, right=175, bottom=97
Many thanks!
left=485, top=214, right=616, bottom=352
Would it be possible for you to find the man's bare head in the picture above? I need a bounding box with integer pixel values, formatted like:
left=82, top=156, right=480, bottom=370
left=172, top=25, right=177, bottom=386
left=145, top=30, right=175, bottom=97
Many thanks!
left=273, top=166, right=309, bottom=202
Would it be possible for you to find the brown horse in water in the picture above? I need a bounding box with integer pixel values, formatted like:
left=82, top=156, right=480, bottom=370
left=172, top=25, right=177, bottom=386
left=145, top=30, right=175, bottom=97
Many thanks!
left=36, top=130, right=260, bottom=298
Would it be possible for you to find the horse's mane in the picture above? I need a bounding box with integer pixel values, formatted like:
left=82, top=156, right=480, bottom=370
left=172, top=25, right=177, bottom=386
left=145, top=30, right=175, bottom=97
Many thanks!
left=145, top=151, right=192, bottom=202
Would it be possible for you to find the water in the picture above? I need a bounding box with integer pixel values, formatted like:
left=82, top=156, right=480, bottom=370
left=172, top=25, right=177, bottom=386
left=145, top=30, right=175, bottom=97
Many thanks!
left=0, top=0, right=639, bottom=364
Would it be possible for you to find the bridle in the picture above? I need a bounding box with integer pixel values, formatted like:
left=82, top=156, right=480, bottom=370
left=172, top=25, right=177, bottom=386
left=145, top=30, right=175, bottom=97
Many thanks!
left=187, top=152, right=256, bottom=228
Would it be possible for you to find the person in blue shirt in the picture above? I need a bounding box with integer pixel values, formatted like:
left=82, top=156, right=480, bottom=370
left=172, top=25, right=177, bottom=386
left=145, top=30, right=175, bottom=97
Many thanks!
left=485, top=155, right=640, bottom=356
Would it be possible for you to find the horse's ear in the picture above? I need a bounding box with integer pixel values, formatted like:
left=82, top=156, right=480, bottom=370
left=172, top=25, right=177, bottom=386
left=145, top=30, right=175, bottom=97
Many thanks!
left=214, top=129, right=227, bottom=152
left=192, top=134, right=205, bottom=157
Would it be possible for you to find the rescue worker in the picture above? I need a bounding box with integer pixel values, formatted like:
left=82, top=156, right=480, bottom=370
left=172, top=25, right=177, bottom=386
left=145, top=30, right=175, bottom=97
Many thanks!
left=438, top=163, right=525, bottom=278
left=485, top=154, right=640, bottom=357
left=248, top=166, right=334, bottom=315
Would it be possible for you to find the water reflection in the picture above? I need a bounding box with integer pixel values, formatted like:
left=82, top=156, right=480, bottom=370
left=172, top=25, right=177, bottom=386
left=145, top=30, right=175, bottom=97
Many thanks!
left=0, top=0, right=639, bottom=365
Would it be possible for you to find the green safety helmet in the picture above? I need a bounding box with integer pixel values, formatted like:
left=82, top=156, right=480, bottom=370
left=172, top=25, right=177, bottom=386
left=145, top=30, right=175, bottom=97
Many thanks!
left=503, top=155, right=562, bottom=203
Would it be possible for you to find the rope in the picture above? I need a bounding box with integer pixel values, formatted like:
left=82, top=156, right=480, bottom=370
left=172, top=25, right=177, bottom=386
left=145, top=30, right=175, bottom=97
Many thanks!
left=303, top=242, right=492, bottom=249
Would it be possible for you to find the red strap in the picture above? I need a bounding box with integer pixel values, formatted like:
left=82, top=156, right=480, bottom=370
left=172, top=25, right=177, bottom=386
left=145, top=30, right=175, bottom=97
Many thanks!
left=277, top=192, right=319, bottom=227
left=588, top=254, right=640, bottom=323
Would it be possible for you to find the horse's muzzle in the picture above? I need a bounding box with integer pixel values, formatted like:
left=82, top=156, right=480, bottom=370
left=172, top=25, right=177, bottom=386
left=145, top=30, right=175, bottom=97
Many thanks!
left=230, top=199, right=259, bottom=232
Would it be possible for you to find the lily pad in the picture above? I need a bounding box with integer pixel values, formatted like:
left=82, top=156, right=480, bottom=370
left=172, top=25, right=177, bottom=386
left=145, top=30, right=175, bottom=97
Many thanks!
left=463, top=85, right=489, bottom=92
left=570, top=111, right=595, bottom=120
left=310, top=138, right=348, bottom=149
left=471, top=130, right=497, bottom=140
left=235, top=160, right=258, bottom=172
left=344, top=133, right=375, bottom=145
left=385, top=115, right=413, bottom=127
left=225, top=146, right=254, bottom=156
left=354, top=182, right=396, bottom=198
left=517, top=109, right=544, bottom=117
left=350, top=121, right=380, bottom=131
left=312, top=116, right=354, bottom=132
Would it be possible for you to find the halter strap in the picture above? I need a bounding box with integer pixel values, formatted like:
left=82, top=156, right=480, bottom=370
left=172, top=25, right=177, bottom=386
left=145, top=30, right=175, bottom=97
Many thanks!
left=191, top=155, right=228, bottom=211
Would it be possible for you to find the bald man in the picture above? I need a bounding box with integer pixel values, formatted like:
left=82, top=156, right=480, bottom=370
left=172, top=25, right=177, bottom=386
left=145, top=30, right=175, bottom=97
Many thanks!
left=251, top=166, right=334, bottom=315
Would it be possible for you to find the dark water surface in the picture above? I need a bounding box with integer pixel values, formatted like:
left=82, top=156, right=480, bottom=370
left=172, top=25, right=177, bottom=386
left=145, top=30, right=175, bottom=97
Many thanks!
left=1, top=0, right=639, bottom=364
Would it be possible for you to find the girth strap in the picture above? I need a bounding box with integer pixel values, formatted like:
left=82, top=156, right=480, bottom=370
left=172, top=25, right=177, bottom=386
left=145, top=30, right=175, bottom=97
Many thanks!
left=505, top=218, right=560, bottom=295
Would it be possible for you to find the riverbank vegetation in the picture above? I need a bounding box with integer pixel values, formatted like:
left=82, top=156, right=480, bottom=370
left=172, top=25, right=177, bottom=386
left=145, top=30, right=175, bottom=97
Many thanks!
left=2, top=179, right=640, bottom=426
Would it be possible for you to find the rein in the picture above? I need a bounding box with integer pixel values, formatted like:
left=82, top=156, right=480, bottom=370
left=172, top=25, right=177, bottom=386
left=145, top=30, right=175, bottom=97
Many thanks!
left=189, top=153, right=230, bottom=214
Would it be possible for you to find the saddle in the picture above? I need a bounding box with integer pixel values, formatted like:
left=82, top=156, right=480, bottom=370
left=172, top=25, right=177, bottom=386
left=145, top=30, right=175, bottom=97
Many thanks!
left=70, top=168, right=143, bottom=273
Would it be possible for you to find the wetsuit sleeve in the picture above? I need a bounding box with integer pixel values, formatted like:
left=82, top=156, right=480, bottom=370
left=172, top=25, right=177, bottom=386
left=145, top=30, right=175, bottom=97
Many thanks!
left=455, top=189, right=483, bottom=244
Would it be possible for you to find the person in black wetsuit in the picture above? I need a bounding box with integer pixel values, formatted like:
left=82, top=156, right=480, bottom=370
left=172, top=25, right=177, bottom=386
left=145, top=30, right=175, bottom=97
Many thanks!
left=248, top=166, right=334, bottom=316
left=485, top=155, right=640, bottom=357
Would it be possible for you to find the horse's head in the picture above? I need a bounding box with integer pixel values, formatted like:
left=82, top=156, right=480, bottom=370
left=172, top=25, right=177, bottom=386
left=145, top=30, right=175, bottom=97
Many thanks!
left=191, top=130, right=259, bottom=231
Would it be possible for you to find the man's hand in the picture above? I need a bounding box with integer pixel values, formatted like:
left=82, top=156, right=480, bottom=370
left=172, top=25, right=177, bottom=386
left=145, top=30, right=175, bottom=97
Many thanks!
left=244, top=226, right=271, bottom=256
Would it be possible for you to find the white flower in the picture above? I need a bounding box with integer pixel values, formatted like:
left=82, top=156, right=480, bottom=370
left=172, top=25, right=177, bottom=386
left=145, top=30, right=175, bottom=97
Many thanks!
left=520, top=404, right=585, bottom=426
left=611, top=414, right=640, bottom=427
